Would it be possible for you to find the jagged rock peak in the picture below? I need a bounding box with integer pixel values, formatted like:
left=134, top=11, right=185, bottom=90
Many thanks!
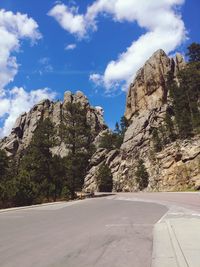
left=0, top=91, right=107, bottom=157
left=63, top=90, right=89, bottom=106
left=125, top=50, right=185, bottom=120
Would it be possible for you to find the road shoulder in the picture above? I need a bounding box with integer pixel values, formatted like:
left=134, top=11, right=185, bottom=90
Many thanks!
left=152, top=208, right=200, bottom=267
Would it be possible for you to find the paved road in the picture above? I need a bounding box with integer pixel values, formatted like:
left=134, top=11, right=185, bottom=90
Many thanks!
left=0, top=196, right=167, bottom=267
left=117, top=192, right=200, bottom=212
left=1, top=192, right=200, bottom=267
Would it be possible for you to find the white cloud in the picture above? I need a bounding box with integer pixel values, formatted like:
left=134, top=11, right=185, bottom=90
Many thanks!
left=89, top=73, right=102, bottom=86
left=0, top=9, right=43, bottom=137
left=65, top=43, right=77, bottom=50
left=48, top=4, right=87, bottom=39
left=49, top=0, right=186, bottom=92
left=0, top=87, right=56, bottom=137
left=0, top=9, right=41, bottom=90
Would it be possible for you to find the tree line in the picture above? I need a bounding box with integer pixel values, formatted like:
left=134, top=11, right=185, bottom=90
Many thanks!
left=0, top=102, right=131, bottom=207
left=0, top=102, right=95, bottom=208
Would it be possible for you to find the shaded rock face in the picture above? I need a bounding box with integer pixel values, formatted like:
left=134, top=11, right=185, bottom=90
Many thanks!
left=84, top=50, right=200, bottom=192
left=0, top=91, right=107, bottom=158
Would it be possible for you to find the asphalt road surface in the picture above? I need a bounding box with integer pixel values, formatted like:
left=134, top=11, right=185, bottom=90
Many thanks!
left=0, top=195, right=168, bottom=267
left=1, top=192, right=200, bottom=267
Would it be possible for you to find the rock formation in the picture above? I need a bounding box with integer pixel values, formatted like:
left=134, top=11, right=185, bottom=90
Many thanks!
left=0, top=91, right=107, bottom=158
left=84, top=50, right=200, bottom=192
left=1, top=49, right=200, bottom=192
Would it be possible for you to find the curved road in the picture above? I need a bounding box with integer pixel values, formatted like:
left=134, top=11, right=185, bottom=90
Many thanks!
left=0, top=192, right=199, bottom=267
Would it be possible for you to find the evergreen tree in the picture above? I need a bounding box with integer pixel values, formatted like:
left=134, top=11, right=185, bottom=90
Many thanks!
left=168, top=71, right=193, bottom=138
left=61, top=102, right=94, bottom=198
left=120, top=116, right=129, bottom=135
left=167, top=43, right=200, bottom=138
left=0, top=150, right=9, bottom=180
left=114, top=122, right=120, bottom=134
left=51, top=155, right=66, bottom=201
left=100, top=116, right=129, bottom=150
left=135, top=159, right=149, bottom=191
left=99, top=132, right=117, bottom=150
left=14, top=170, right=37, bottom=206
left=187, top=42, right=200, bottom=63
left=0, top=150, right=10, bottom=206
left=178, top=67, right=200, bottom=132
left=96, top=164, right=113, bottom=192
left=18, top=118, right=56, bottom=203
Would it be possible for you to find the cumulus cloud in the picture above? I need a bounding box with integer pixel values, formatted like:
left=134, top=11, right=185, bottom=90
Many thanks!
left=0, top=9, right=41, bottom=90
left=0, top=9, right=44, bottom=137
left=49, top=0, right=186, bottom=91
left=65, top=43, right=77, bottom=50
left=48, top=4, right=87, bottom=39
left=0, top=87, right=56, bottom=137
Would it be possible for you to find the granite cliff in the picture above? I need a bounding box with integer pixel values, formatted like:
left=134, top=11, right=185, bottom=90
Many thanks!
left=84, top=50, right=200, bottom=192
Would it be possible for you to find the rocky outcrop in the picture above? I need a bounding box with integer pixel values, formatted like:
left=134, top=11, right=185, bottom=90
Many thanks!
left=0, top=91, right=107, bottom=158
left=125, top=50, right=185, bottom=120
left=84, top=50, right=200, bottom=192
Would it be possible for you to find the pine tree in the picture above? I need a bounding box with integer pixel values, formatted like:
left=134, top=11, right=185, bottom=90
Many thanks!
left=96, top=164, right=113, bottom=192
left=167, top=43, right=200, bottom=138
left=0, top=150, right=10, bottom=206
left=120, top=116, right=129, bottom=135
left=99, top=132, right=116, bottom=150
left=0, top=150, right=9, bottom=180
left=168, top=71, right=193, bottom=138
left=179, top=43, right=200, bottom=131
left=114, top=122, right=120, bottom=134
left=51, top=155, right=66, bottom=201
left=100, top=116, right=129, bottom=151
left=178, top=67, right=200, bottom=132
left=14, top=170, right=37, bottom=206
left=187, top=42, right=200, bottom=63
left=135, top=159, right=149, bottom=191
left=18, top=118, right=56, bottom=203
left=61, top=102, right=94, bottom=198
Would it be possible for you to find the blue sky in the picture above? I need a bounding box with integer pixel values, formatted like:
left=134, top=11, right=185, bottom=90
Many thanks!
left=0, top=0, right=199, bottom=136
